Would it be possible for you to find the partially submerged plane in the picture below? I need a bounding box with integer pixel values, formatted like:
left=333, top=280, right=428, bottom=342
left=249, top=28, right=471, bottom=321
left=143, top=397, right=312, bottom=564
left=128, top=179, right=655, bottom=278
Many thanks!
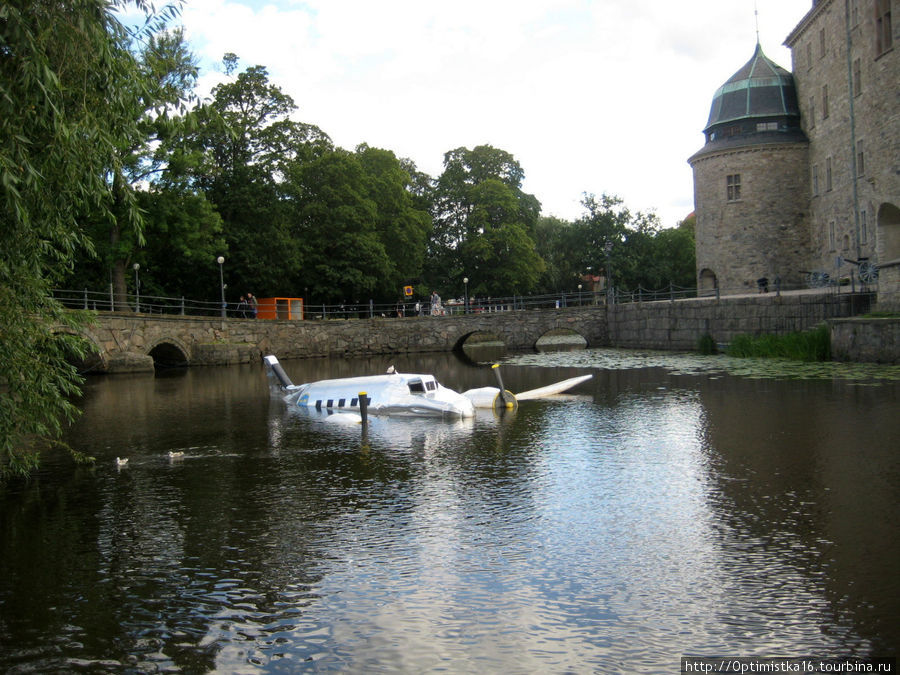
left=263, top=355, right=592, bottom=420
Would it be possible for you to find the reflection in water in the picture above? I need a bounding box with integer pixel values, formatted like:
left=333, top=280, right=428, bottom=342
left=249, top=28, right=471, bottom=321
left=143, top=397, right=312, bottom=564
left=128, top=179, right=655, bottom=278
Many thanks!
left=0, top=351, right=898, bottom=672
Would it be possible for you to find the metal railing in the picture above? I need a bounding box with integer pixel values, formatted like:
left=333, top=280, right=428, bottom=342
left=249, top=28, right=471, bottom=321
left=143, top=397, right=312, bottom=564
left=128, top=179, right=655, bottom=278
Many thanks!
left=52, top=274, right=877, bottom=321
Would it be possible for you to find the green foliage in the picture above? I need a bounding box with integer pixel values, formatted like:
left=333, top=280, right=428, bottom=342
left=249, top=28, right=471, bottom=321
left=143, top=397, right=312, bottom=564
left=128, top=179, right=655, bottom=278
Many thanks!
left=726, top=324, right=831, bottom=361
left=285, top=148, right=391, bottom=302
left=428, top=145, right=544, bottom=297
left=533, top=198, right=696, bottom=294
left=697, top=333, right=718, bottom=355
left=0, top=0, right=161, bottom=477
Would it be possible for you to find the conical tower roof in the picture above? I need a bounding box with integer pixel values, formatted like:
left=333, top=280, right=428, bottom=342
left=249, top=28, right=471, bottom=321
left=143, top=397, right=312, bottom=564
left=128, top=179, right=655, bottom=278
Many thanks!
left=704, top=43, right=800, bottom=132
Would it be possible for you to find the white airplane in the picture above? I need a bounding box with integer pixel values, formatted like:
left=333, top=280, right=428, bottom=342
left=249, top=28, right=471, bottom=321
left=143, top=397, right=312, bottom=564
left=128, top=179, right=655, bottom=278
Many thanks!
left=263, top=355, right=592, bottom=420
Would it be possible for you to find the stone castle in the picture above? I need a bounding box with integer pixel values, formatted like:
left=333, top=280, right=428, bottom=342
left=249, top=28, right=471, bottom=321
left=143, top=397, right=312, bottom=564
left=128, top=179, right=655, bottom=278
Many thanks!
left=689, top=0, right=898, bottom=309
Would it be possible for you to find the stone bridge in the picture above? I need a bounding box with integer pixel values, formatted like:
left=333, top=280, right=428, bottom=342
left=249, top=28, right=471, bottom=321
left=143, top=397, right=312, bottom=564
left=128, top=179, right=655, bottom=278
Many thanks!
left=66, top=290, right=886, bottom=372
left=73, top=306, right=609, bottom=373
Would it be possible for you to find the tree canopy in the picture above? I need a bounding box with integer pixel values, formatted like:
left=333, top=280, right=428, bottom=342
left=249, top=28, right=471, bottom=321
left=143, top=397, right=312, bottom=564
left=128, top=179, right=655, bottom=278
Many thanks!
left=0, top=0, right=178, bottom=477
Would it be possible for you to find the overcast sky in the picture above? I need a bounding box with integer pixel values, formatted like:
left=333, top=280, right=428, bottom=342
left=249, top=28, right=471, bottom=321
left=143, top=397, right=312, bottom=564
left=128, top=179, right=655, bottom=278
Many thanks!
left=175, top=0, right=813, bottom=227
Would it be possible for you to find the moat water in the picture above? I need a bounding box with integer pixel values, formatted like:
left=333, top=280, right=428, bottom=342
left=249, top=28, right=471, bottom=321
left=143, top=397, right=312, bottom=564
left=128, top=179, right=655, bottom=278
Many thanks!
left=1, top=349, right=898, bottom=673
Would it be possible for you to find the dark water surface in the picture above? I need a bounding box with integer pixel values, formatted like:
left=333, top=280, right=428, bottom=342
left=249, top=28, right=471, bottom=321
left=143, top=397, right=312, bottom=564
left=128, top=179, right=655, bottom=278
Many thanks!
left=1, top=349, right=898, bottom=673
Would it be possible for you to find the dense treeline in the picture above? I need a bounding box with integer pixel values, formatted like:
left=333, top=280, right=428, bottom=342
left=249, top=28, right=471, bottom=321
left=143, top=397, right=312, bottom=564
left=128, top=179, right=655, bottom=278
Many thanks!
left=1, top=2, right=693, bottom=477
left=58, top=44, right=695, bottom=307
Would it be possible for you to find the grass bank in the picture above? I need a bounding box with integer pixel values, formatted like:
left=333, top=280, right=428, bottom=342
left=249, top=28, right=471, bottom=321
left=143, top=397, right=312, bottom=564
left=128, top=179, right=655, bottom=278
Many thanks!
left=725, top=324, right=831, bottom=361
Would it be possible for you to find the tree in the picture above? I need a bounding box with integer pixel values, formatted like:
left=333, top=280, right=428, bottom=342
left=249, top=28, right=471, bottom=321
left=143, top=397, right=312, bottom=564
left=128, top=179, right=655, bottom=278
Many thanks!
left=0, top=0, right=169, bottom=477
left=194, top=57, right=332, bottom=297
left=355, top=145, right=431, bottom=297
left=284, top=148, right=391, bottom=303
left=538, top=194, right=695, bottom=296
left=100, top=26, right=200, bottom=310
left=429, top=145, right=544, bottom=297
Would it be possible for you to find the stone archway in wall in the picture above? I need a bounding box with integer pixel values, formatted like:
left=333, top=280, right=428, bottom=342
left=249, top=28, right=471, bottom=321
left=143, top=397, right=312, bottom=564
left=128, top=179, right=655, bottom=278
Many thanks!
left=698, top=268, right=718, bottom=297
left=535, top=328, right=588, bottom=352
left=876, top=202, right=900, bottom=310
left=454, top=331, right=507, bottom=362
left=147, top=338, right=190, bottom=368
left=878, top=202, right=900, bottom=262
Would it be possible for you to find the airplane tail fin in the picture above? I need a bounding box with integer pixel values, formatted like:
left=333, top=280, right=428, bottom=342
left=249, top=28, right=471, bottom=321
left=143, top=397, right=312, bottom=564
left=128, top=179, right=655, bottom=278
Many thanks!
left=263, top=355, right=294, bottom=389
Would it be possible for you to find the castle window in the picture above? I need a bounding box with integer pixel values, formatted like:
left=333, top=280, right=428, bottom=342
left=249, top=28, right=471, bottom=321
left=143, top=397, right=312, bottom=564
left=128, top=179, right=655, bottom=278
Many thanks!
left=856, top=140, right=865, bottom=176
left=822, top=85, right=829, bottom=118
left=806, top=42, right=813, bottom=70
left=876, top=0, right=893, bottom=56
left=830, top=221, right=836, bottom=251
left=852, top=0, right=860, bottom=27
left=808, top=97, right=816, bottom=128
left=726, top=174, right=741, bottom=201
left=853, top=58, right=862, bottom=96
left=861, top=210, right=868, bottom=244
left=812, top=165, right=819, bottom=196
left=826, top=157, right=833, bottom=191
left=819, top=27, right=826, bottom=58
left=842, top=235, right=851, bottom=252
left=756, top=121, right=778, bottom=132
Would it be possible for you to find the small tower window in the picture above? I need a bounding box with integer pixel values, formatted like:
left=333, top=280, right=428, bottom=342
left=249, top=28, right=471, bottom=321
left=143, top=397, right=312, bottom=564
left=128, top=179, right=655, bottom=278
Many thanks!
left=857, top=140, right=865, bottom=176
left=726, top=174, right=742, bottom=201
left=876, top=0, right=893, bottom=56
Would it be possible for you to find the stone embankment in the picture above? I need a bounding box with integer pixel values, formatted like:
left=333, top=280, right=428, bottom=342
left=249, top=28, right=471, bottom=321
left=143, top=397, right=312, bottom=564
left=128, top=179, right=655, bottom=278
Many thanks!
left=830, top=317, right=899, bottom=363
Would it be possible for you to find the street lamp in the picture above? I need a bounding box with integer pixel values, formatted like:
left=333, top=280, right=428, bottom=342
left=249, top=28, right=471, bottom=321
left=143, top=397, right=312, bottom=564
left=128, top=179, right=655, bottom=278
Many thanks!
left=578, top=283, right=582, bottom=306
left=463, top=277, right=469, bottom=314
left=217, top=255, right=226, bottom=318
left=133, top=262, right=140, bottom=313
left=604, top=241, right=614, bottom=305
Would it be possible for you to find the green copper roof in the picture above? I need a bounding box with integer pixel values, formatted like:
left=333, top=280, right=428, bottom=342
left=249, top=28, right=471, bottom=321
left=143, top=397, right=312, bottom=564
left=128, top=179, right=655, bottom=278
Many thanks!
left=704, top=43, right=800, bottom=132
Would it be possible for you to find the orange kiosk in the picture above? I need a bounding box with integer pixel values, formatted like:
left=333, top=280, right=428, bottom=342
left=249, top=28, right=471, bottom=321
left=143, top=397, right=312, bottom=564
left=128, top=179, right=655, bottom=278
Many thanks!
left=257, top=297, right=304, bottom=320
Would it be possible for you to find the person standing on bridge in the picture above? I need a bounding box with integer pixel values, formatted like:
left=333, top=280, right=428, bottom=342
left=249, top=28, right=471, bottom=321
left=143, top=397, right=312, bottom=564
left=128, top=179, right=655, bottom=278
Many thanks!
left=247, top=292, right=258, bottom=319
left=430, top=290, right=442, bottom=316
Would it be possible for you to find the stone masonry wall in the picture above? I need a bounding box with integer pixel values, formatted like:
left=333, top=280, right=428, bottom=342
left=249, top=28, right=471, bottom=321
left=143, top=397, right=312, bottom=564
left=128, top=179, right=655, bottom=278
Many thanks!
left=692, top=143, right=811, bottom=295
left=831, top=317, right=900, bottom=363
left=607, top=292, right=872, bottom=351
left=80, top=292, right=892, bottom=372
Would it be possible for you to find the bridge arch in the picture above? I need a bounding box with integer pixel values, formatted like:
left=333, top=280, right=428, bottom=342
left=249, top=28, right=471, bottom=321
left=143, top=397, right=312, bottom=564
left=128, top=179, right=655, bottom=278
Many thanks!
left=535, top=328, right=588, bottom=351
left=147, top=337, right=190, bottom=368
left=52, top=327, right=107, bottom=374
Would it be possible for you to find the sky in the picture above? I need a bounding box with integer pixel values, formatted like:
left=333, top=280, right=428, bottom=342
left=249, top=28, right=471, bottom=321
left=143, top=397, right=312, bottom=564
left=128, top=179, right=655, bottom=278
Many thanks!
left=174, top=0, right=814, bottom=228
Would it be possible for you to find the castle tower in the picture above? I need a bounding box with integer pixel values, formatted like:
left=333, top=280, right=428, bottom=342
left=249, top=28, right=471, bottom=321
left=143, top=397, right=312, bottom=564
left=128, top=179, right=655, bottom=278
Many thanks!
left=689, top=44, right=812, bottom=295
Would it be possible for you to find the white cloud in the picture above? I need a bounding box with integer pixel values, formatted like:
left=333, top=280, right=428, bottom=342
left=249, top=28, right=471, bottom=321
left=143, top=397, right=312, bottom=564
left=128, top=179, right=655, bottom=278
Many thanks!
left=179, top=0, right=812, bottom=226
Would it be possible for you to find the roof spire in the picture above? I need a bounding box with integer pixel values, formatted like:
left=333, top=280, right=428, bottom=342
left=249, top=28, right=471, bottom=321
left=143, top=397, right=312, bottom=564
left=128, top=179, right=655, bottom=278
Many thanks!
left=754, top=0, right=760, bottom=45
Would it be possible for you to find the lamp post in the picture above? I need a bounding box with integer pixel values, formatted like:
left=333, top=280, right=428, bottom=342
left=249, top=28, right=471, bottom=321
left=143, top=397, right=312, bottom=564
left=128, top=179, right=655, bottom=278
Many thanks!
left=133, top=262, right=140, bottom=313
left=604, top=241, right=614, bottom=305
left=217, top=255, right=226, bottom=318
left=578, top=283, right=582, bottom=306
left=463, top=277, right=469, bottom=314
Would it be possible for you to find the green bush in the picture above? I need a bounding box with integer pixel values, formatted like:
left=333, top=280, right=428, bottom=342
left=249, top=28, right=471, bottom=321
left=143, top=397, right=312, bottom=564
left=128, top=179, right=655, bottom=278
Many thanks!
left=697, top=333, right=718, bottom=355
left=726, top=324, right=831, bottom=361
